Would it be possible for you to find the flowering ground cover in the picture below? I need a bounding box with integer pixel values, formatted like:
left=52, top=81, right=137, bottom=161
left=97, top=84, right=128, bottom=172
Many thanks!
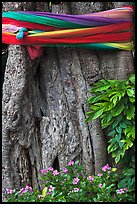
left=5, top=160, right=134, bottom=202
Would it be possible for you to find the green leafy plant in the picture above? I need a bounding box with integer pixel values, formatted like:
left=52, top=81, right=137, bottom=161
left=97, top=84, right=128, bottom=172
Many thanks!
left=85, top=74, right=135, bottom=192
left=5, top=161, right=134, bottom=202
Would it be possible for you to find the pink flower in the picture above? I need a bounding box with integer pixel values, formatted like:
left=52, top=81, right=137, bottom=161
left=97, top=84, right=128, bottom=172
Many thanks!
left=20, top=188, right=28, bottom=194
left=62, top=167, right=69, bottom=173
left=73, top=177, right=80, bottom=184
left=98, top=183, right=103, bottom=188
left=102, top=164, right=111, bottom=172
left=53, top=170, right=59, bottom=176
left=48, top=167, right=54, bottom=171
left=38, top=194, right=43, bottom=199
left=49, top=185, right=55, bottom=192
left=25, top=185, right=33, bottom=192
left=116, top=189, right=125, bottom=194
left=68, top=160, right=74, bottom=166
left=40, top=169, right=48, bottom=174
left=124, top=188, right=128, bottom=192
left=47, top=191, right=52, bottom=195
left=97, top=173, right=103, bottom=177
left=87, top=176, right=94, bottom=183
left=6, top=188, right=14, bottom=194
left=19, top=185, right=33, bottom=194
left=38, top=194, right=44, bottom=200
left=74, top=188, right=79, bottom=192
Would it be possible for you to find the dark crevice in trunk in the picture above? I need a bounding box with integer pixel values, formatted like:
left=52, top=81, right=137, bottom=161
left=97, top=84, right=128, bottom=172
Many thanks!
left=52, top=155, right=60, bottom=171
left=34, top=60, right=48, bottom=118
left=65, top=123, right=69, bottom=134
left=15, top=158, right=22, bottom=187
left=34, top=156, right=41, bottom=191
left=81, top=103, right=95, bottom=169
left=2, top=44, right=8, bottom=85
left=34, top=117, right=41, bottom=131
left=25, top=148, right=33, bottom=187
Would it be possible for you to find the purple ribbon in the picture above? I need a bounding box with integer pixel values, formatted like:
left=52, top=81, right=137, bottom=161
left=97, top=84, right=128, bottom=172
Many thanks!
left=18, top=11, right=131, bottom=26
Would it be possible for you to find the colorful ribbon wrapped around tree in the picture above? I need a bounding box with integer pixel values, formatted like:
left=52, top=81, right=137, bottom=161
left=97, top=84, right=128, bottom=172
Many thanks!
left=2, top=6, right=133, bottom=59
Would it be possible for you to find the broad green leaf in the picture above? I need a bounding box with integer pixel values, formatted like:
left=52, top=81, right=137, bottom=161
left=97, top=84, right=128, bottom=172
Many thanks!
left=127, top=129, right=135, bottom=139
left=124, top=106, right=135, bottom=120
left=121, top=138, right=134, bottom=147
left=115, top=154, right=121, bottom=163
left=118, top=177, right=129, bottom=188
left=115, top=134, right=121, bottom=143
left=100, top=113, right=113, bottom=128
left=108, top=143, right=119, bottom=153
left=85, top=111, right=93, bottom=116
left=103, top=103, right=114, bottom=111
left=75, top=160, right=79, bottom=165
left=129, top=74, right=135, bottom=85
left=85, top=114, right=95, bottom=123
left=119, top=121, right=127, bottom=129
left=116, top=92, right=123, bottom=100
left=108, top=91, right=118, bottom=97
left=124, top=127, right=130, bottom=135
left=124, top=168, right=135, bottom=176
left=108, top=130, right=116, bottom=137
left=116, top=126, right=122, bottom=134
left=90, top=102, right=105, bottom=110
left=42, top=187, right=48, bottom=197
left=111, top=115, right=122, bottom=128
left=112, top=96, right=118, bottom=106
left=111, top=103, right=124, bottom=117
left=129, top=97, right=135, bottom=103
left=90, top=108, right=104, bottom=120
left=87, top=95, right=101, bottom=104
left=108, top=137, right=117, bottom=144
left=101, top=120, right=113, bottom=128
left=85, top=117, right=92, bottom=123
left=93, top=85, right=111, bottom=92
left=99, top=79, right=109, bottom=85
left=112, top=149, right=125, bottom=163
left=119, top=141, right=124, bottom=149
left=104, top=113, right=113, bottom=123
left=111, top=168, right=117, bottom=172
left=107, top=79, right=118, bottom=85
left=90, top=105, right=101, bottom=111
left=123, top=141, right=133, bottom=151
left=127, top=89, right=135, bottom=97
left=120, top=139, right=126, bottom=143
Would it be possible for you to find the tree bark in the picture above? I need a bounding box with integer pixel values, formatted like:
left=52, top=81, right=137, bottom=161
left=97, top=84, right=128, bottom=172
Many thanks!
left=2, top=1, right=134, bottom=198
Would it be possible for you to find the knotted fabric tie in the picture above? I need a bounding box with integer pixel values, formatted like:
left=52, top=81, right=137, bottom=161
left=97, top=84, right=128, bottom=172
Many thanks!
left=2, top=6, right=134, bottom=59
left=16, top=27, right=43, bottom=59
left=16, top=27, right=27, bottom=39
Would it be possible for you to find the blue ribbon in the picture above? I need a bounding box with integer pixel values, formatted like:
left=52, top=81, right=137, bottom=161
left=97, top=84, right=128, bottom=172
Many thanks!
left=16, top=27, right=27, bottom=40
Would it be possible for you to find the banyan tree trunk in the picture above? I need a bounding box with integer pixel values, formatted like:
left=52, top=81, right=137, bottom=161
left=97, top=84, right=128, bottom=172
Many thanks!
left=2, top=1, right=134, bottom=197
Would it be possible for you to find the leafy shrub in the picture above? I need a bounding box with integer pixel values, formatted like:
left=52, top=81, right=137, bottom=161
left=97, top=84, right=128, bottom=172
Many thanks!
left=85, top=74, right=135, bottom=193
left=5, top=161, right=134, bottom=202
